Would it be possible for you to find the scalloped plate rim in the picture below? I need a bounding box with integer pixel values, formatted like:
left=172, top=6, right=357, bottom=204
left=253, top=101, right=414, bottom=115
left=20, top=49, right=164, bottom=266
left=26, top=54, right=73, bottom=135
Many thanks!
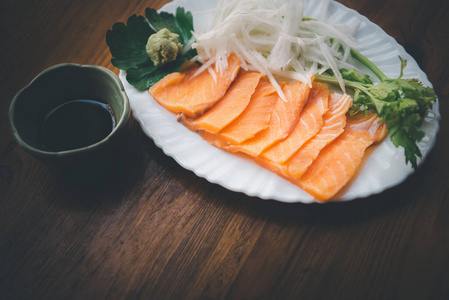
left=121, top=0, right=440, bottom=203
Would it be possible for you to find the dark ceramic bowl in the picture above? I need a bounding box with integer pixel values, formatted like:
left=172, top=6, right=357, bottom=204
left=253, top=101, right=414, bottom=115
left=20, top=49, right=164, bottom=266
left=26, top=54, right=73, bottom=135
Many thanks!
left=9, top=64, right=130, bottom=184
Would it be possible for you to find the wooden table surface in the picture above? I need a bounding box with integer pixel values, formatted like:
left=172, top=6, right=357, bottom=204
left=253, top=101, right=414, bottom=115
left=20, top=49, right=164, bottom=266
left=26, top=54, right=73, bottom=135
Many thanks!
left=1, top=0, right=448, bottom=299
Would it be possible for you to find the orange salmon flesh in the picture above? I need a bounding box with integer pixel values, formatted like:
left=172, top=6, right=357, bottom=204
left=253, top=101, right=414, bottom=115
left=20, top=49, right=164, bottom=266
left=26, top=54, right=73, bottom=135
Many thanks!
left=149, top=55, right=387, bottom=201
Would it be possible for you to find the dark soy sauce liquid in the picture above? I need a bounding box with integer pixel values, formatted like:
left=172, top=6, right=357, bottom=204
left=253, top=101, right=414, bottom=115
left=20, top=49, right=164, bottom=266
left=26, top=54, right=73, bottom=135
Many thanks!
left=40, top=99, right=116, bottom=152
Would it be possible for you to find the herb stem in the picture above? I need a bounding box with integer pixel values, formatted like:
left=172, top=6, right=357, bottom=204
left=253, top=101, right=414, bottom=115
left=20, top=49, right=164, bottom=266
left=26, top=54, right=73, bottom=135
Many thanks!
left=350, top=48, right=388, bottom=82
left=315, top=73, right=364, bottom=92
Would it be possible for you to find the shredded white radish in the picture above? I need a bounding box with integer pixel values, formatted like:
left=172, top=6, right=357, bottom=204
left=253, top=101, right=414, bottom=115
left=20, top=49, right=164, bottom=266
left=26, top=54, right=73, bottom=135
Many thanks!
left=193, top=55, right=216, bottom=78
left=191, top=0, right=359, bottom=98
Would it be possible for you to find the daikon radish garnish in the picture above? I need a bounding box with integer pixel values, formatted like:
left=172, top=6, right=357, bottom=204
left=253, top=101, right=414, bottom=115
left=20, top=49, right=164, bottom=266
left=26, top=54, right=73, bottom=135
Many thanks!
left=192, top=0, right=358, bottom=98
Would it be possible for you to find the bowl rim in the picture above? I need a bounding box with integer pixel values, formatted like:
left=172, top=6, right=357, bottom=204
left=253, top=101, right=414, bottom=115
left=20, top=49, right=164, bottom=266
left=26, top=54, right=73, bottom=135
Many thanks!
left=9, top=63, right=130, bottom=158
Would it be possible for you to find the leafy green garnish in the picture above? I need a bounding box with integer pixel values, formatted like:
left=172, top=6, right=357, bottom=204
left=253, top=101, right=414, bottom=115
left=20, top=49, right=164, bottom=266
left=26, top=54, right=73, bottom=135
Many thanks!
left=316, top=50, right=436, bottom=169
left=106, top=7, right=197, bottom=90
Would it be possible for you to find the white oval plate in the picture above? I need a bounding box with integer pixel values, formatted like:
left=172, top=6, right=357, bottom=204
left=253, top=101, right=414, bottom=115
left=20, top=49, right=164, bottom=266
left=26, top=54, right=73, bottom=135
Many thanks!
left=120, top=0, right=440, bottom=203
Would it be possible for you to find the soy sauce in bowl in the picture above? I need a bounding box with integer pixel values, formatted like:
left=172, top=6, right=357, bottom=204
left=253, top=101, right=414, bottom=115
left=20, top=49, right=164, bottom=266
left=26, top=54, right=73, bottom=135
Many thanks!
left=40, top=99, right=116, bottom=152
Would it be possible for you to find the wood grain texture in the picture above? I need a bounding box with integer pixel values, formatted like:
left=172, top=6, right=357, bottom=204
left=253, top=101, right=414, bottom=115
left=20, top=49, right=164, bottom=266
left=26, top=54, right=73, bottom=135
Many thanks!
left=1, top=0, right=448, bottom=299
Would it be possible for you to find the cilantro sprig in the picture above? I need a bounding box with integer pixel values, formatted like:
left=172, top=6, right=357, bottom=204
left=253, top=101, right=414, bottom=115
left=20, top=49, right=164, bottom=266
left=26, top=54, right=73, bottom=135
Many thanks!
left=316, top=49, right=437, bottom=169
left=106, top=7, right=197, bottom=90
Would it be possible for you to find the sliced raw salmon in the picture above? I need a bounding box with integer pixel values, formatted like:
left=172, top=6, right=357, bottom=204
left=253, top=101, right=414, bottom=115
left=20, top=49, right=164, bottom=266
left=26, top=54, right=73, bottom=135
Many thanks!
left=259, top=82, right=329, bottom=164
left=221, top=80, right=311, bottom=157
left=284, top=93, right=353, bottom=178
left=149, top=53, right=240, bottom=118
left=295, top=113, right=387, bottom=201
left=149, top=51, right=390, bottom=201
left=200, top=78, right=279, bottom=146
left=179, top=70, right=262, bottom=133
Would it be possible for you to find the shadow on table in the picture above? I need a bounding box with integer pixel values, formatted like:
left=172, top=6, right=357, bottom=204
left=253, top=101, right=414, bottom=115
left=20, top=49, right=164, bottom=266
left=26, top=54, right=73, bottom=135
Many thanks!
left=201, top=163, right=426, bottom=226
left=53, top=120, right=146, bottom=210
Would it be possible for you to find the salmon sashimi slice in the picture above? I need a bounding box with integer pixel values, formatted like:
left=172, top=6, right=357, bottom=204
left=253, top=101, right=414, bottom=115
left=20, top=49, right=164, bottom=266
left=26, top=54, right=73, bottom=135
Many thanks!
left=221, top=80, right=311, bottom=157
left=259, top=82, right=329, bottom=164
left=200, top=78, right=278, bottom=146
left=149, top=53, right=240, bottom=118
left=295, top=113, right=387, bottom=201
left=283, top=93, right=353, bottom=179
left=179, top=70, right=262, bottom=133
left=255, top=92, right=351, bottom=182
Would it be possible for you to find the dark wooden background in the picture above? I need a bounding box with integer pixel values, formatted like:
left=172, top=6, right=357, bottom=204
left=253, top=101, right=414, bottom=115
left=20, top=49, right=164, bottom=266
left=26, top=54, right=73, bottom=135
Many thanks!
left=1, top=0, right=448, bottom=299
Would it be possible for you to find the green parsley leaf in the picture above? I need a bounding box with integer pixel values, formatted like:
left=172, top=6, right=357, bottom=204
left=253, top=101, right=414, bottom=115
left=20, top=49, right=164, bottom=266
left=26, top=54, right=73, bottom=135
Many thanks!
left=145, top=9, right=177, bottom=33
left=341, top=68, right=373, bottom=85
left=106, top=15, right=154, bottom=70
left=125, top=57, right=185, bottom=90
left=106, top=7, right=197, bottom=90
left=315, top=54, right=436, bottom=169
